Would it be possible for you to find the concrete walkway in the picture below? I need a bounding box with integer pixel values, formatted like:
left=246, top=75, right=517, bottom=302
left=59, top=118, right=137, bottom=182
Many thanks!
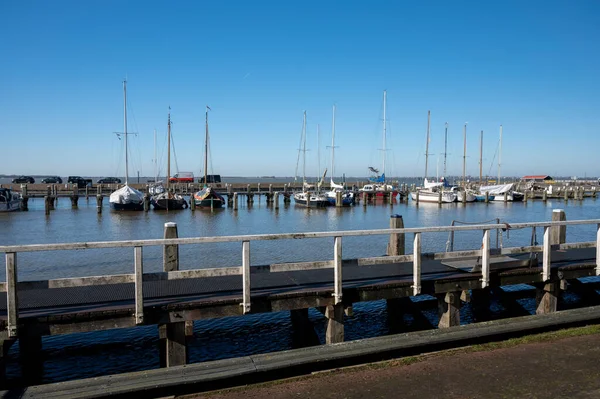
left=194, top=332, right=600, bottom=399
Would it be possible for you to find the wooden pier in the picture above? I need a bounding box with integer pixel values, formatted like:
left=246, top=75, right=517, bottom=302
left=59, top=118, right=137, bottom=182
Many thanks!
left=0, top=212, right=599, bottom=387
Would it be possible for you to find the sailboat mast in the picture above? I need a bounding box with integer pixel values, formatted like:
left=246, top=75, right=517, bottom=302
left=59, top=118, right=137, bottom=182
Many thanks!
left=382, top=90, right=387, bottom=178
left=123, top=79, right=128, bottom=185
left=302, top=111, right=307, bottom=185
left=331, top=105, right=336, bottom=180
left=317, top=124, right=321, bottom=184
left=167, top=108, right=171, bottom=191
left=479, top=130, right=483, bottom=184
left=498, top=125, right=503, bottom=183
left=204, top=107, right=209, bottom=186
left=154, top=129, right=157, bottom=183
left=424, top=110, right=430, bottom=180
left=462, top=123, right=467, bottom=188
left=443, top=122, right=448, bottom=176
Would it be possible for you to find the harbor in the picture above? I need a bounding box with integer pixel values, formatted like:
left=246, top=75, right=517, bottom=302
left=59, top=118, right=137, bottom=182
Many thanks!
left=1, top=196, right=600, bottom=392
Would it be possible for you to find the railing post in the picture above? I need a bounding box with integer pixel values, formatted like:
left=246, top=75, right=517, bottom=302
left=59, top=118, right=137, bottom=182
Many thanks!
left=241, top=241, right=251, bottom=314
left=334, top=236, right=343, bottom=304
left=6, top=253, right=18, bottom=337
left=481, top=230, right=490, bottom=288
left=543, top=226, right=551, bottom=281
left=134, top=246, right=144, bottom=325
left=413, top=233, right=421, bottom=296
left=596, top=224, right=600, bottom=276
left=163, top=222, right=179, bottom=272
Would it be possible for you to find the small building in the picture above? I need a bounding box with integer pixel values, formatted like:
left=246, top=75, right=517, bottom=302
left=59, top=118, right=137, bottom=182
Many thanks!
left=521, top=175, right=553, bottom=183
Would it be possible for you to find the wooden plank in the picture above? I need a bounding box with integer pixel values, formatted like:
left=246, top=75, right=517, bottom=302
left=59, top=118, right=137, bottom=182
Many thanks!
left=134, top=246, right=144, bottom=325
left=413, top=233, right=421, bottom=296
left=2, top=218, right=599, bottom=253
left=263, top=261, right=333, bottom=273
left=543, top=226, right=551, bottom=281
left=143, top=267, right=242, bottom=281
left=481, top=230, right=490, bottom=288
left=241, top=241, right=251, bottom=314
left=358, top=255, right=413, bottom=266
left=334, top=236, right=342, bottom=304
left=5, top=252, right=18, bottom=337
left=17, top=274, right=135, bottom=291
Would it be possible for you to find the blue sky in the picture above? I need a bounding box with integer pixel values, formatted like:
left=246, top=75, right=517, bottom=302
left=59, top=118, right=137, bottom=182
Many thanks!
left=1, top=0, right=599, bottom=179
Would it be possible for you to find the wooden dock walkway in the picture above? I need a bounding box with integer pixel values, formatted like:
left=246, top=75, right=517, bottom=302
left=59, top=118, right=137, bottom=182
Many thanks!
left=0, top=212, right=599, bottom=387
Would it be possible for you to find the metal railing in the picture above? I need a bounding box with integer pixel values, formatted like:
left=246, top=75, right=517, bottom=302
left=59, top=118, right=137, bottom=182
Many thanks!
left=1, top=219, right=600, bottom=338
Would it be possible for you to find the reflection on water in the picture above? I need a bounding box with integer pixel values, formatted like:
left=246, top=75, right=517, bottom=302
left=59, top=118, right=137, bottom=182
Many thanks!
left=1, top=196, right=599, bottom=383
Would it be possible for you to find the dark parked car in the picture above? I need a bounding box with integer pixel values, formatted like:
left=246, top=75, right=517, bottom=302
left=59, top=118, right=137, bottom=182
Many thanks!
left=67, top=176, right=93, bottom=188
left=12, top=176, right=35, bottom=184
left=41, top=176, right=63, bottom=184
left=97, top=177, right=122, bottom=184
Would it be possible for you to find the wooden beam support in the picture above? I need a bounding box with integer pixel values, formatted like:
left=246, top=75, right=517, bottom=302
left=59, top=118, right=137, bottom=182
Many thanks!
left=158, top=322, right=188, bottom=368
left=536, top=281, right=559, bottom=315
left=437, top=291, right=461, bottom=328
left=324, top=304, right=344, bottom=344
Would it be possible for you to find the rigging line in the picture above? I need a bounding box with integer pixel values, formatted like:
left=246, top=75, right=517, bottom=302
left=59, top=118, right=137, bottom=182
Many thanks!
left=171, top=125, right=180, bottom=175
left=294, top=117, right=304, bottom=181
left=487, top=139, right=500, bottom=177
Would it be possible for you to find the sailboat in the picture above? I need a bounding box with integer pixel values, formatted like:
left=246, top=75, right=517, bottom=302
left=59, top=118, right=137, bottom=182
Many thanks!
left=452, top=123, right=476, bottom=202
left=410, top=111, right=456, bottom=203
left=326, top=105, right=354, bottom=206
left=193, top=106, right=225, bottom=208
left=293, top=111, right=330, bottom=207
left=109, top=80, right=144, bottom=211
left=478, top=125, right=523, bottom=202
left=151, top=108, right=188, bottom=210
left=359, top=90, right=398, bottom=197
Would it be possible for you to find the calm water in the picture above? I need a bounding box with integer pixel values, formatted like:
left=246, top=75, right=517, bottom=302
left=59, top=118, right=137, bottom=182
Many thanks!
left=1, top=196, right=599, bottom=384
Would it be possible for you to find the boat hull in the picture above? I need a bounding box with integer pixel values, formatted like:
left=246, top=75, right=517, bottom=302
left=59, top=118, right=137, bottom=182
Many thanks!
left=151, top=197, right=188, bottom=210
left=110, top=202, right=144, bottom=211
left=0, top=188, right=20, bottom=212
left=326, top=191, right=355, bottom=206
left=410, top=190, right=456, bottom=203
left=293, top=192, right=330, bottom=207
left=193, top=188, right=225, bottom=208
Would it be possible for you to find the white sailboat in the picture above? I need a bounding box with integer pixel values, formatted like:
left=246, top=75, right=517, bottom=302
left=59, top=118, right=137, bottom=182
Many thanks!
left=479, top=125, right=523, bottom=202
left=452, top=123, right=476, bottom=202
left=326, top=105, right=354, bottom=206
left=293, top=111, right=330, bottom=207
left=109, top=80, right=144, bottom=211
left=360, top=90, right=398, bottom=197
left=410, top=111, right=456, bottom=203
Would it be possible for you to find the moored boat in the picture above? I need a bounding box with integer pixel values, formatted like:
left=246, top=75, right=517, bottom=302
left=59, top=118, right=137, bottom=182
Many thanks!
left=194, top=106, right=225, bottom=209
left=0, top=188, right=20, bottom=212
left=109, top=80, right=143, bottom=211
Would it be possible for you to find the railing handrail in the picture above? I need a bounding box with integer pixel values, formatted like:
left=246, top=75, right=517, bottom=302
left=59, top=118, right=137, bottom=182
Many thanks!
left=2, top=218, right=600, bottom=253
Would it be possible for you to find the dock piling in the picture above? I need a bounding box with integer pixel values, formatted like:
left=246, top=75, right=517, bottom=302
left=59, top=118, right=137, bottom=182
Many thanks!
left=163, top=222, right=179, bottom=272
left=550, top=209, right=566, bottom=245
left=233, top=193, right=238, bottom=210
left=143, top=194, right=151, bottom=212
left=336, top=191, right=343, bottom=207
left=386, top=214, right=405, bottom=256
